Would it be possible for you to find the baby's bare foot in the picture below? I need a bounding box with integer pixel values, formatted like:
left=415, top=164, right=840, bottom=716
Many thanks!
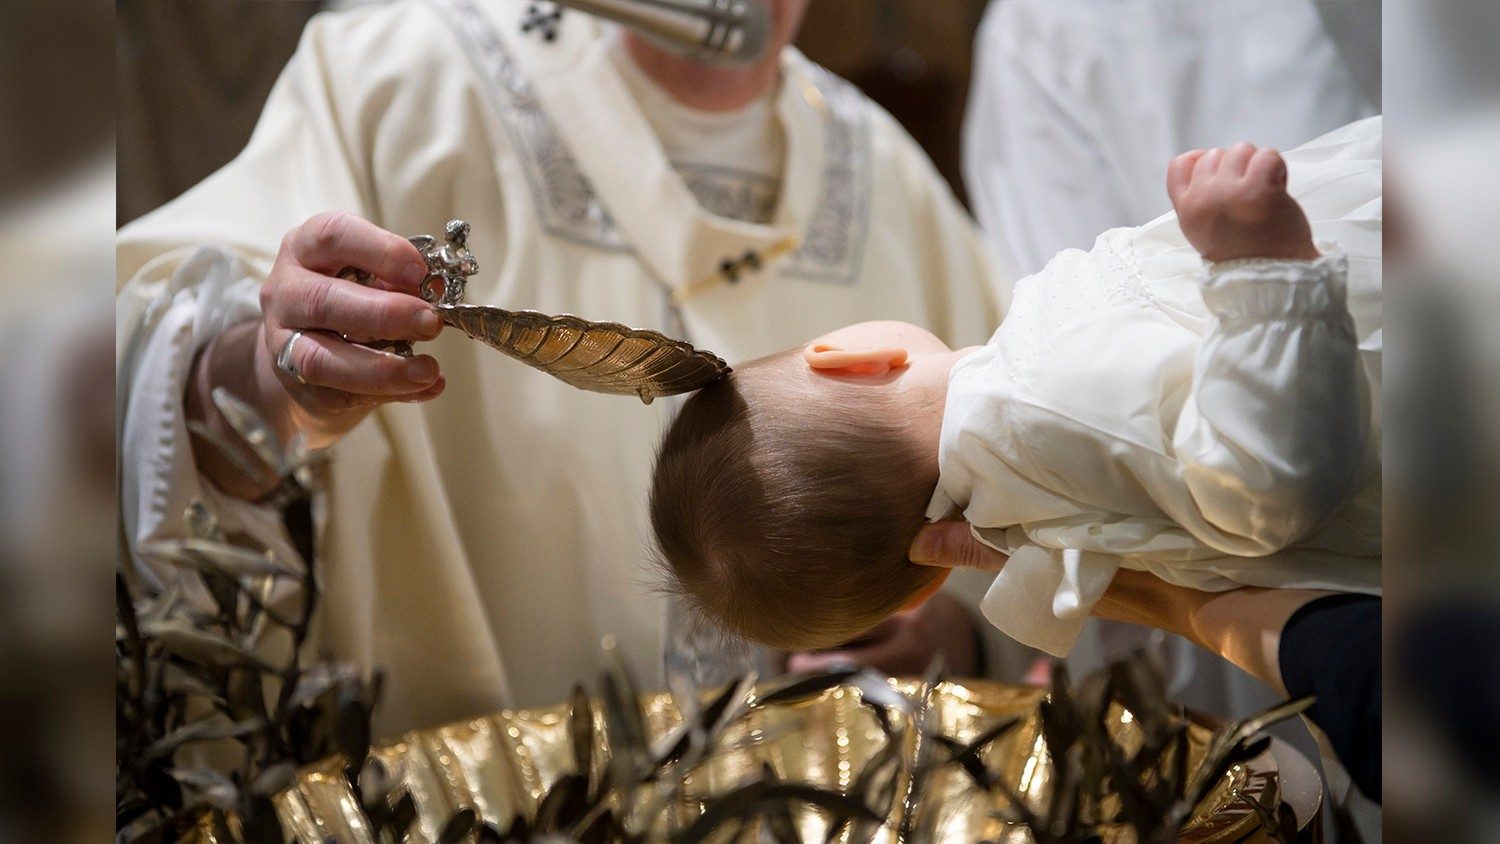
left=1167, top=143, right=1320, bottom=263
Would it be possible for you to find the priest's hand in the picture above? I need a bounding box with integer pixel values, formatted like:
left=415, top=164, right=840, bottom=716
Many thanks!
left=786, top=591, right=982, bottom=679
left=187, top=212, right=446, bottom=499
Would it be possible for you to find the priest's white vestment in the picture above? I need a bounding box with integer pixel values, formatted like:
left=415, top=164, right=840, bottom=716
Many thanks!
left=117, top=0, right=1008, bottom=734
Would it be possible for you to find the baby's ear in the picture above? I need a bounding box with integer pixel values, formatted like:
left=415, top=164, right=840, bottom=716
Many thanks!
left=803, top=343, right=909, bottom=376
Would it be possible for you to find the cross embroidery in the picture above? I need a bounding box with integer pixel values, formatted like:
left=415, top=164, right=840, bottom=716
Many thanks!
left=520, top=2, right=564, bottom=42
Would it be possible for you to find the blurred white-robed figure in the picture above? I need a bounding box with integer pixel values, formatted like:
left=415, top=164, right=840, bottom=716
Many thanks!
left=964, top=0, right=1380, bottom=279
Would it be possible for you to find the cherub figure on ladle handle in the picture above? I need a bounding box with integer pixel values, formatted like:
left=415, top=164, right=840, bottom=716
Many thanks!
left=338, top=219, right=479, bottom=357
left=409, top=219, right=478, bottom=306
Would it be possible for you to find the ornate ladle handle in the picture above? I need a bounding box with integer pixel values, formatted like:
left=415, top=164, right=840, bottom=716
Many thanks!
left=337, top=219, right=478, bottom=357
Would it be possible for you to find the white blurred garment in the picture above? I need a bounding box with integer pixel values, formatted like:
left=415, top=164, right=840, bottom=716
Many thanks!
left=932, top=118, right=1383, bottom=657
left=116, top=1, right=1006, bottom=734
left=963, top=0, right=1381, bottom=280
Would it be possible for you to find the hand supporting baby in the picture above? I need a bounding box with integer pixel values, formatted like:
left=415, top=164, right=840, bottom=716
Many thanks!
left=1167, top=143, right=1320, bottom=263
left=908, top=522, right=1331, bottom=696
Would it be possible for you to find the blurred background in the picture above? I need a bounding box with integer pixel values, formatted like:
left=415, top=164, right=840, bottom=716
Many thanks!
left=1, top=0, right=113, bottom=840
left=2, top=0, right=1498, bottom=839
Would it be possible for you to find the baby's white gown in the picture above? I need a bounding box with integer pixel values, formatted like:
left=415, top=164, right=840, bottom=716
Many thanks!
left=929, top=117, right=1382, bottom=656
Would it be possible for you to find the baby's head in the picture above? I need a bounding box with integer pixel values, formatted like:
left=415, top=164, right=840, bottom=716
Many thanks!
left=649, top=321, right=962, bottom=651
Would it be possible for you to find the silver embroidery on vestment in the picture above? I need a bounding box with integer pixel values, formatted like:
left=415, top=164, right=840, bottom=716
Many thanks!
left=432, top=0, right=869, bottom=284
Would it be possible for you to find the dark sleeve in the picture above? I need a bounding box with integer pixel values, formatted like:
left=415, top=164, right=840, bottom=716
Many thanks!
left=1277, top=594, right=1381, bottom=802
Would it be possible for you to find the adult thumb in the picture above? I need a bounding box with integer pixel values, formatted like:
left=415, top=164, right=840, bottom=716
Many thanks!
left=908, top=521, right=1008, bottom=572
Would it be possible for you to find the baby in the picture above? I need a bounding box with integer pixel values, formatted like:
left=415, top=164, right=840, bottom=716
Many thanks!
left=651, top=118, right=1382, bottom=655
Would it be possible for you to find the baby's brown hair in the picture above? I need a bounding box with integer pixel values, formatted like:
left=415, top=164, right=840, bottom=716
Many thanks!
left=649, top=349, right=942, bottom=652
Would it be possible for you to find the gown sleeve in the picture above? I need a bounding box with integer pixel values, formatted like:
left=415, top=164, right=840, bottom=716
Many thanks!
left=1170, top=245, right=1370, bottom=556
